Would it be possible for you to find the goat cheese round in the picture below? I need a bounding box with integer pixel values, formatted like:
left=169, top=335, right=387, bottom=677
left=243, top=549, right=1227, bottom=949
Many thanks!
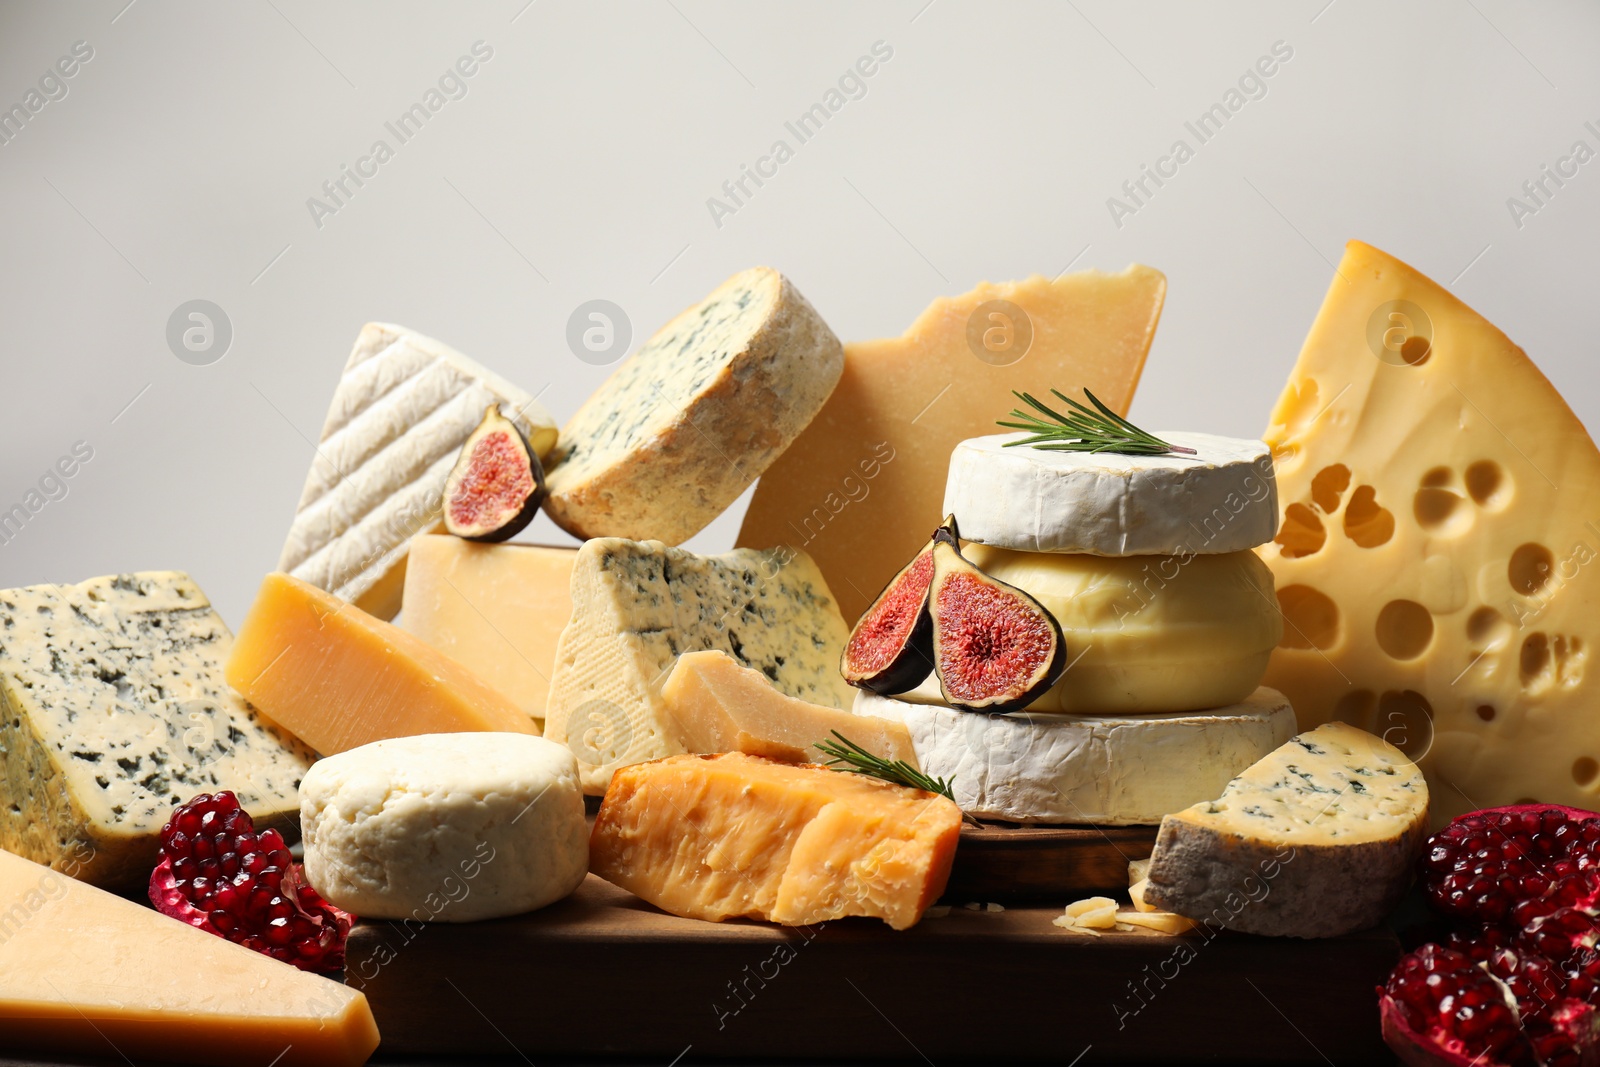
left=942, top=431, right=1278, bottom=555
left=854, top=688, right=1297, bottom=825
left=300, top=733, right=587, bottom=922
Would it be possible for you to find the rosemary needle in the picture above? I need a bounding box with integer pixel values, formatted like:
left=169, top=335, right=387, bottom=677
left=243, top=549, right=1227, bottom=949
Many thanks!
left=815, top=731, right=956, bottom=801
left=998, top=388, right=1196, bottom=456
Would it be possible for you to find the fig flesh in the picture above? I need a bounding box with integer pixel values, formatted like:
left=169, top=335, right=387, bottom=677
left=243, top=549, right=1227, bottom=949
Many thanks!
left=443, top=405, right=546, bottom=542
left=840, top=516, right=958, bottom=694
left=928, top=537, right=1066, bottom=713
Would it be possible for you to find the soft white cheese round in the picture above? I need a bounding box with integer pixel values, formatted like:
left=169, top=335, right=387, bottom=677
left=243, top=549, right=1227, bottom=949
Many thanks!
left=942, top=431, right=1278, bottom=555
left=855, top=687, right=1297, bottom=825
left=300, top=732, right=587, bottom=922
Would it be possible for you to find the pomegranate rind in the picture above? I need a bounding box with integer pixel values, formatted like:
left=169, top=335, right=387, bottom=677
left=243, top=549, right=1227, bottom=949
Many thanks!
left=1379, top=994, right=1492, bottom=1067
left=840, top=517, right=957, bottom=695
left=149, top=856, right=221, bottom=934
left=443, top=404, right=546, bottom=542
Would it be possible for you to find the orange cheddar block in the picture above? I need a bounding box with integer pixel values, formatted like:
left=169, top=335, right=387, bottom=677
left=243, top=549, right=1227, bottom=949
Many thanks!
left=591, top=752, right=961, bottom=930
left=662, top=650, right=918, bottom=765
left=227, top=571, right=536, bottom=755
left=0, top=849, right=378, bottom=1067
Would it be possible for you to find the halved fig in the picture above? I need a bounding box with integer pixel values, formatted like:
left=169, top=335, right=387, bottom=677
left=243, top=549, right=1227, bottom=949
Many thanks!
left=841, top=516, right=959, bottom=694
left=929, top=536, right=1066, bottom=713
left=443, top=405, right=546, bottom=542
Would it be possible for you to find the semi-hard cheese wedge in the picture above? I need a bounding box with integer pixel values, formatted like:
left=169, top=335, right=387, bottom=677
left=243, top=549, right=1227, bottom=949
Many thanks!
left=1144, top=721, right=1428, bottom=938
left=663, top=650, right=917, bottom=765
left=544, top=539, right=854, bottom=793
left=544, top=267, right=843, bottom=544
left=590, top=752, right=961, bottom=930
left=945, top=431, right=1277, bottom=555
left=0, top=848, right=379, bottom=1066
left=0, top=572, right=312, bottom=890
left=278, top=322, right=557, bottom=621
left=399, top=535, right=576, bottom=723
left=1261, top=240, right=1600, bottom=821
left=855, top=688, right=1297, bottom=825
left=738, top=267, right=1166, bottom=621
left=891, top=544, right=1283, bottom=713
left=227, top=572, right=536, bottom=755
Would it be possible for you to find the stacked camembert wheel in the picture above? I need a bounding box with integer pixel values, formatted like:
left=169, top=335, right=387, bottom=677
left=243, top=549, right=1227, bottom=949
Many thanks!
left=853, top=429, right=1295, bottom=825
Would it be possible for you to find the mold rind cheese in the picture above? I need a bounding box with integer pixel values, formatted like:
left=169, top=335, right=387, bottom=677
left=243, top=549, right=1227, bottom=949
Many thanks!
left=854, top=687, right=1297, bottom=825
left=0, top=572, right=313, bottom=891
left=544, top=539, right=855, bottom=794
left=1144, top=721, right=1428, bottom=938
left=544, top=267, right=843, bottom=545
left=944, top=431, right=1278, bottom=556
left=277, top=322, right=556, bottom=621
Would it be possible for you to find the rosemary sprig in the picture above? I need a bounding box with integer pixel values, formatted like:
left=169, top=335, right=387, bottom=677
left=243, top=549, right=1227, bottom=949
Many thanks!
left=998, top=388, right=1196, bottom=456
left=815, top=731, right=955, bottom=801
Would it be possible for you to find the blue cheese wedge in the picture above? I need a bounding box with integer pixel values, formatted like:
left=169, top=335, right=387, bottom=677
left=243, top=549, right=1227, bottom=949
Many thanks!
left=1144, top=721, right=1428, bottom=938
left=0, top=572, right=314, bottom=890
left=543, top=267, right=843, bottom=545
left=276, top=322, right=556, bottom=620
left=544, top=538, right=854, bottom=793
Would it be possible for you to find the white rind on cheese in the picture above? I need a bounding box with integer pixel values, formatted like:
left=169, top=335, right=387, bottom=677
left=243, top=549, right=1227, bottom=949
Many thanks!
left=300, top=733, right=587, bottom=922
left=543, top=267, right=843, bottom=545
left=853, top=688, right=1297, bottom=825
left=544, top=538, right=854, bottom=794
left=943, top=431, right=1278, bottom=556
left=0, top=572, right=314, bottom=890
left=277, top=322, right=556, bottom=620
left=1144, top=721, right=1428, bottom=938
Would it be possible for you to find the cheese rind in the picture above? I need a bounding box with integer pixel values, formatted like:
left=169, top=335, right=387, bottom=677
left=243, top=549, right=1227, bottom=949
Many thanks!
left=300, top=733, right=587, bottom=921
left=0, top=848, right=378, bottom=1066
left=662, top=650, right=917, bottom=765
left=544, top=267, right=843, bottom=545
left=1144, top=722, right=1428, bottom=938
left=544, top=539, right=854, bottom=793
left=398, top=535, right=575, bottom=723
left=855, top=688, right=1297, bottom=825
left=944, top=431, right=1277, bottom=555
left=277, top=322, right=555, bottom=620
left=738, top=267, right=1166, bottom=622
left=0, top=572, right=312, bottom=890
left=590, top=752, right=961, bottom=930
left=226, top=572, right=537, bottom=756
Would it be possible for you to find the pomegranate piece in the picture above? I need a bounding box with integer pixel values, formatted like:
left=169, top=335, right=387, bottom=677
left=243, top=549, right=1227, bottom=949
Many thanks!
left=1422, top=804, right=1600, bottom=925
left=149, top=791, right=353, bottom=973
left=1380, top=944, right=1531, bottom=1067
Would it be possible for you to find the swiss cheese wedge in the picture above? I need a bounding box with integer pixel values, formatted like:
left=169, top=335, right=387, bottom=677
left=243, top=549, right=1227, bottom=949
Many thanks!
left=1261, top=240, right=1600, bottom=821
left=738, top=267, right=1165, bottom=621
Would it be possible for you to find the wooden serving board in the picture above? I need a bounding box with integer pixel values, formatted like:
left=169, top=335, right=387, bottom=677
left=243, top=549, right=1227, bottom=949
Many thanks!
left=949, top=821, right=1159, bottom=901
left=346, top=874, right=1399, bottom=1064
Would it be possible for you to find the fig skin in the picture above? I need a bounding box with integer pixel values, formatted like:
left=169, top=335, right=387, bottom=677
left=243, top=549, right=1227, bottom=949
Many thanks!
left=841, top=516, right=958, bottom=695
left=928, top=537, right=1067, bottom=714
left=443, top=405, right=547, bottom=543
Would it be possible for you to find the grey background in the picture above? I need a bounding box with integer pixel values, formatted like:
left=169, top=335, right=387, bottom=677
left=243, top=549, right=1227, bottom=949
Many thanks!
left=1, top=0, right=1596, bottom=627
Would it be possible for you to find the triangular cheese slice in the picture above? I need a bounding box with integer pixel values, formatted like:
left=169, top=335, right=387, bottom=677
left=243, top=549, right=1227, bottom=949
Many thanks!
left=0, top=849, right=379, bottom=1066
left=1261, top=240, right=1600, bottom=822
left=737, top=267, right=1166, bottom=622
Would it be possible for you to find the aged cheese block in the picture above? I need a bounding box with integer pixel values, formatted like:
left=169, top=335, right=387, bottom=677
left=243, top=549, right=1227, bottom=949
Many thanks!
left=544, top=539, right=854, bottom=793
left=544, top=267, right=843, bottom=544
left=1144, top=721, right=1428, bottom=938
left=663, top=650, right=917, bottom=765
left=738, top=267, right=1166, bottom=621
left=890, top=545, right=1283, bottom=714
left=944, top=431, right=1277, bottom=555
left=854, top=688, right=1297, bottom=825
left=399, top=535, right=576, bottom=723
left=278, top=322, right=556, bottom=621
left=301, top=733, right=586, bottom=922
left=227, top=572, right=537, bottom=755
left=0, top=848, right=379, bottom=1066
left=0, top=572, right=312, bottom=890
left=1260, top=241, right=1600, bottom=822
left=590, top=752, right=961, bottom=930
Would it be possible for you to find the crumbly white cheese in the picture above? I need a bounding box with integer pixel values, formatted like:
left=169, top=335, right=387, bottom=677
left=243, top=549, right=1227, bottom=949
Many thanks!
left=277, top=322, right=556, bottom=620
left=300, top=733, right=586, bottom=922
left=0, top=572, right=313, bottom=889
left=853, top=688, right=1297, bottom=825
left=943, top=431, right=1277, bottom=556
